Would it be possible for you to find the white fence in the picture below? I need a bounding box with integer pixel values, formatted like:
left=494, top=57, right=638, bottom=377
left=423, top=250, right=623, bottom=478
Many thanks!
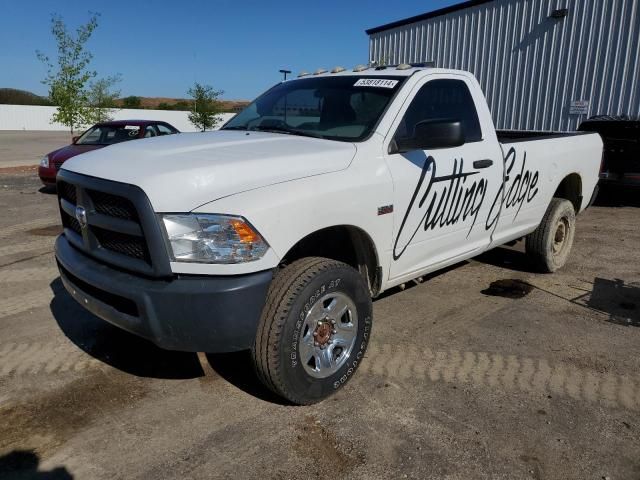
left=0, top=105, right=236, bottom=132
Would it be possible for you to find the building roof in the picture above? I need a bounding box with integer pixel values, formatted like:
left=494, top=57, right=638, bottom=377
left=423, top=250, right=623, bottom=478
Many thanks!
left=365, top=0, right=494, bottom=35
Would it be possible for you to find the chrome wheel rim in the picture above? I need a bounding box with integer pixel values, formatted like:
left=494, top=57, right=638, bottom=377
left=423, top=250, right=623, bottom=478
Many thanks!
left=298, top=292, right=358, bottom=379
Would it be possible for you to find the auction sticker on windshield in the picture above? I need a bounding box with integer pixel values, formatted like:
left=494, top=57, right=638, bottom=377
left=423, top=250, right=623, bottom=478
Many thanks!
left=354, top=78, right=399, bottom=88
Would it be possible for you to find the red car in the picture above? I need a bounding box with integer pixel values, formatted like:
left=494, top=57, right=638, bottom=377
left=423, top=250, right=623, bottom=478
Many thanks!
left=38, top=120, right=180, bottom=186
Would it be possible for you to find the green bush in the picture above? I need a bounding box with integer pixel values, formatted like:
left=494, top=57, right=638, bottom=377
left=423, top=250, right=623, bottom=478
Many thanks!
left=122, top=95, right=142, bottom=108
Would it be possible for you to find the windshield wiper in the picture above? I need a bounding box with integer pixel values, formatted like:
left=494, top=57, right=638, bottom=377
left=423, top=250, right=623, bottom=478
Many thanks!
left=250, top=125, right=323, bottom=139
left=221, top=126, right=248, bottom=131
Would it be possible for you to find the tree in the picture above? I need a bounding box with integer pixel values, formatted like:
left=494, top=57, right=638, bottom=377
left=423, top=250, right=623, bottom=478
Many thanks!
left=173, top=100, right=191, bottom=111
left=86, top=75, right=121, bottom=122
left=36, top=13, right=116, bottom=137
left=122, top=95, right=142, bottom=109
left=187, top=83, right=223, bottom=131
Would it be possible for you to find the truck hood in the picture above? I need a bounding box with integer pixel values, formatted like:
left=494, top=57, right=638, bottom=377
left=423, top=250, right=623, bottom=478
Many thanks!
left=61, top=130, right=356, bottom=212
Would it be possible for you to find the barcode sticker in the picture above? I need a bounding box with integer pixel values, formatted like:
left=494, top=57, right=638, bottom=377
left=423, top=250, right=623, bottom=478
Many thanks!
left=354, top=78, right=399, bottom=88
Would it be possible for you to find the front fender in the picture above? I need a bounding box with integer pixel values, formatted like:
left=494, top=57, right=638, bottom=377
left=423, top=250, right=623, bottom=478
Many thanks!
left=181, top=168, right=393, bottom=277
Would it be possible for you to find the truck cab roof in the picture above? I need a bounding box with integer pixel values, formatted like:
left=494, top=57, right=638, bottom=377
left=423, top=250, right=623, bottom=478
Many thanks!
left=286, top=65, right=469, bottom=80
left=93, top=120, right=171, bottom=127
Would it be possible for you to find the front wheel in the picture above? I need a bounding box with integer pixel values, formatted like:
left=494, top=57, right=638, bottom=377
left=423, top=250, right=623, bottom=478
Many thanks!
left=252, top=257, right=372, bottom=405
left=525, top=198, right=576, bottom=273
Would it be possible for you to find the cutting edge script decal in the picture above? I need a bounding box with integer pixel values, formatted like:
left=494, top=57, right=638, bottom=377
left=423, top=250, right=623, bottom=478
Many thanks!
left=392, top=146, right=539, bottom=261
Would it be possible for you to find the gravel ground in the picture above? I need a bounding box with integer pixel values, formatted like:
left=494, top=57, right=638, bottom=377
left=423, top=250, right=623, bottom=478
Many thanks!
left=0, top=131, right=71, bottom=169
left=0, top=172, right=638, bottom=480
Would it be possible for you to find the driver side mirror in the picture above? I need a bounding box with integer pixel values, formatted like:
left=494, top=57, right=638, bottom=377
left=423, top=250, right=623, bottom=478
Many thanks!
left=71, top=136, right=80, bottom=144
left=391, top=119, right=464, bottom=154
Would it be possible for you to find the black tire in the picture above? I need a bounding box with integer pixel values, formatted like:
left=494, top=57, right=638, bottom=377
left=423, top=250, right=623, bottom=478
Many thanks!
left=252, top=257, right=372, bottom=405
left=525, top=198, right=576, bottom=273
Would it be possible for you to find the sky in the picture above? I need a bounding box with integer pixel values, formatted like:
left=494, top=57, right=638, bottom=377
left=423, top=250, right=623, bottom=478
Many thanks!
left=0, top=0, right=460, bottom=101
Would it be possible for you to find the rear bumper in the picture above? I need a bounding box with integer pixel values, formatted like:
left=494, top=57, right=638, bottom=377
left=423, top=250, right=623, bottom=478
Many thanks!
left=599, top=173, right=640, bottom=188
left=55, top=235, right=272, bottom=352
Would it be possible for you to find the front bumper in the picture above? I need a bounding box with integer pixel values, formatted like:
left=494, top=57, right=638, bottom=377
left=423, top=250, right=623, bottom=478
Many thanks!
left=55, top=235, right=273, bottom=352
left=38, top=165, right=57, bottom=185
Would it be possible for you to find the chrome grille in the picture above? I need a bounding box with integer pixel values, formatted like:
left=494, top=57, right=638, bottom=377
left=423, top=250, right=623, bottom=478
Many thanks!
left=87, top=189, right=139, bottom=221
left=58, top=181, right=77, bottom=204
left=92, top=226, right=149, bottom=262
left=55, top=171, right=171, bottom=277
left=61, top=209, right=82, bottom=235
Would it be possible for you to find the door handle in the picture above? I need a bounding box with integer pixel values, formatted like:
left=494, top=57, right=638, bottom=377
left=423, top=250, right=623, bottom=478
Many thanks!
left=473, top=159, right=493, bottom=169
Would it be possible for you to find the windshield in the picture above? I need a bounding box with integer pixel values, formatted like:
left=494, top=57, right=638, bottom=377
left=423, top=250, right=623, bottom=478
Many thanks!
left=76, top=125, right=141, bottom=145
left=222, top=76, right=406, bottom=141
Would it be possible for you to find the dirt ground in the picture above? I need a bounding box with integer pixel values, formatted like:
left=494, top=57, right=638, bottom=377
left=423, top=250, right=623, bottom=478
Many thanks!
left=0, top=171, right=638, bottom=480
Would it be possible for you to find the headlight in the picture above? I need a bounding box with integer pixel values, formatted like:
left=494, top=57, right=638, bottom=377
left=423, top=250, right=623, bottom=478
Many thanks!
left=40, top=155, right=49, bottom=168
left=161, top=214, right=269, bottom=264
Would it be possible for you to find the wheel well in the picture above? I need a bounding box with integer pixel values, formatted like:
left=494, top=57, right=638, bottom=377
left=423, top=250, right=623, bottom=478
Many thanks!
left=281, top=226, right=381, bottom=296
left=554, top=173, right=582, bottom=212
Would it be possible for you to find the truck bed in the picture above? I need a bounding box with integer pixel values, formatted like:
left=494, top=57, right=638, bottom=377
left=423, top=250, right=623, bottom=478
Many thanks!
left=492, top=130, right=602, bottom=225
left=496, top=130, right=595, bottom=143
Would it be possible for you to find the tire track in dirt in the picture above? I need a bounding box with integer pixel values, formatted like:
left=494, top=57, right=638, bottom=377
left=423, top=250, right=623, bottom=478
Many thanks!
left=0, top=369, right=148, bottom=460
left=0, top=288, right=54, bottom=319
left=360, top=341, right=640, bottom=411
left=0, top=218, right=59, bottom=239
left=0, top=341, right=103, bottom=376
left=0, top=265, right=59, bottom=283
left=0, top=237, right=54, bottom=263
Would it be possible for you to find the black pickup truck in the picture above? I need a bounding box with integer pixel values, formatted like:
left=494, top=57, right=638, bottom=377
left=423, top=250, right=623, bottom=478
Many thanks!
left=580, top=116, right=640, bottom=188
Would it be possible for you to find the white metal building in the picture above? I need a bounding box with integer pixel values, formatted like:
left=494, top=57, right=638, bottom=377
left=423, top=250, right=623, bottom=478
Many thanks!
left=366, top=0, right=640, bottom=132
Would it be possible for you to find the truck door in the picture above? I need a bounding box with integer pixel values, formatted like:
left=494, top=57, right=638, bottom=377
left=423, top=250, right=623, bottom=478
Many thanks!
left=384, top=75, right=504, bottom=281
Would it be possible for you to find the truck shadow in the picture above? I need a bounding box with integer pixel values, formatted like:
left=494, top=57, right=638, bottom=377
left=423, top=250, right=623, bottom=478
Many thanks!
left=474, top=244, right=533, bottom=273
left=49, top=278, right=205, bottom=380
left=374, top=261, right=469, bottom=300
left=50, top=277, right=290, bottom=403
left=475, top=248, right=639, bottom=326
left=0, top=450, right=73, bottom=480
left=205, top=351, right=291, bottom=405
left=593, top=186, right=640, bottom=208
left=38, top=185, right=57, bottom=195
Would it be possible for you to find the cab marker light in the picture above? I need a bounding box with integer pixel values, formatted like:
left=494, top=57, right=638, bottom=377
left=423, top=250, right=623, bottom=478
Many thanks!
left=331, top=66, right=346, bottom=73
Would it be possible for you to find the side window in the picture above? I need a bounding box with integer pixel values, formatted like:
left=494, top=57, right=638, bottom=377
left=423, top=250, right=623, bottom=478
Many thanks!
left=84, top=127, right=103, bottom=143
left=144, top=125, right=157, bottom=138
left=395, top=79, right=482, bottom=142
left=156, top=124, right=175, bottom=135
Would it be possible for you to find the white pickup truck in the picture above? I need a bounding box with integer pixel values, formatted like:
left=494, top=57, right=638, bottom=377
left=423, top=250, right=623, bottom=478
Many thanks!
left=55, top=65, right=602, bottom=404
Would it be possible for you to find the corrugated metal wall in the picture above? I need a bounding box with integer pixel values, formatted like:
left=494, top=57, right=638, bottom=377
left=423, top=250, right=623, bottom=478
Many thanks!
left=368, top=0, right=640, bottom=131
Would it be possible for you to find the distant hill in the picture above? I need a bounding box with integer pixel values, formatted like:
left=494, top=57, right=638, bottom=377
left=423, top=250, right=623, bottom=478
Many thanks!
left=0, top=89, right=249, bottom=112
left=115, top=96, right=250, bottom=112
left=0, top=88, right=52, bottom=106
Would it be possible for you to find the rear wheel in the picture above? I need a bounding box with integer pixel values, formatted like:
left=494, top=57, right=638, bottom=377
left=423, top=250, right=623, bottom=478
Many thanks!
left=252, top=257, right=372, bottom=405
left=525, top=198, right=576, bottom=272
